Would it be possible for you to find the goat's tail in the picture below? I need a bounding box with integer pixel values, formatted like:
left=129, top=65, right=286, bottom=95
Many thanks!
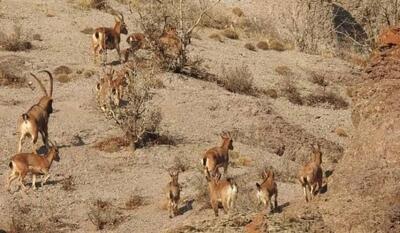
left=9, top=161, right=13, bottom=169
left=22, top=113, right=29, bottom=123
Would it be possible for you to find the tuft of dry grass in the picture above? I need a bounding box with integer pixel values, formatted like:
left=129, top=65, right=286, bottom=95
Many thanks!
left=275, top=65, right=293, bottom=76
left=192, top=174, right=210, bottom=209
left=199, top=8, right=231, bottom=29
left=209, top=33, right=224, bottom=42
left=80, top=27, right=95, bottom=34
left=54, top=65, right=73, bottom=75
left=281, top=80, right=303, bottom=105
left=83, top=69, right=96, bottom=78
left=173, top=156, right=191, bottom=172
left=93, top=136, right=130, bottom=153
left=232, top=7, right=244, bottom=17
left=244, top=43, right=256, bottom=51
left=76, top=0, right=108, bottom=10
left=0, top=68, right=26, bottom=87
left=220, top=65, right=256, bottom=95
left=309, top=71, right=328, bottom=87
left=304, top=91, right=349, bottom=109
left=264, top=88, right=278, bottom=99
left=57, top=74, right=72, bottom=83
left=125, top=195, right=145, bottom=210
left=230, top=151, right=252, bottom=167
left=61, top=176, right=76, bottom=192
left=269, top=38, right=286, bottom=51
left=0, top=25, right=32, bottom=51
left=222, top=29, right=239, bottom=40
left=88, top=199, right=125, bottom=231
left=32, top=33, right=42, bottom=41
left=256, top=41, right=269, bottom=50
left=334, top=127, right=348, bottom=137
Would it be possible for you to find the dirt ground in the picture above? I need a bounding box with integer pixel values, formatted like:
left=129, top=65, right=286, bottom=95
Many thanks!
left=0, top=0, right=376, bottom=232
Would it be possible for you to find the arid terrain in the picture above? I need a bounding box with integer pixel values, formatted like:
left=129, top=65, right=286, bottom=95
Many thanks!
left=0, top=0, right=399, bottom=233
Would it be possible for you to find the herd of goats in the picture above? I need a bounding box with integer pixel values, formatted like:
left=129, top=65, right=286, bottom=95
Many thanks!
left=5, top=10, right=324, bottom=219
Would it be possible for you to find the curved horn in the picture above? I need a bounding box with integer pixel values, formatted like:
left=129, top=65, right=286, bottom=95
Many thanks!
left=38, top=70, right=53, bottom=97
left=30, top=72, right=48, bottom=96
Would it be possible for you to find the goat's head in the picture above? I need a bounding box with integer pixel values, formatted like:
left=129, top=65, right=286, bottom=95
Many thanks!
left=310, top=143, right=322, bottom=163
left=115, top=13, right=128, bottom=35
left=169, top=169, right=179, bottom=183
left=220, top=131, right=233, bottom=150
left=49, top=140, right=60, bottom=162
left=31, top=70, right=54, bottom=115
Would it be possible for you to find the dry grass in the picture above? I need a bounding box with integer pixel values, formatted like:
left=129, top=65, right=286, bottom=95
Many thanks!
left=304, top=91, right=349, bottom=109
left=76, top=0, right=108, bottom=10
left=209, top=33, right=224, bottom=42
left=56, top=74, right=72, bottom=83
left=0, top=25, right=32, bottom=51
left=32, top=33, right=42, bottom=41
left=61, top=175, right=76, bottom=192
left=275, top=65, right=293, bottom=77
left=269, top=38, right=286, bottom=51
left=334, top=127, right=348, bottom=137
left=125, top=195, right=145, bottom=210
left=199, top=8, right=231, bottom=29
left=256, top=41, right=269, bottom=50
left=244, top=43, right=256, bottom=51
left=54, top=65, right=73, bottom=75
left=263, top=88, right=278, bottom=99
left=232, top=7, right=244, bottom=17
left=93, top=136, right=130, bottom=153
left=281, top=80, right=303, bottom=105
left=309, top=71, right=328, bottom=87
left=230, top=151, right=252, bottom=167
left=192, top=174, right=210, bottom=209
left=80, top=27, right=95, bottom=34
left=88, top=200, right=125, bottom=230
left=222, top=29, right=239, bottom=40
left=173, top=156, right=191, bottom=172
left=220, top=65, right=256, bottom=95
left=0, top=68, right=26, bottom=87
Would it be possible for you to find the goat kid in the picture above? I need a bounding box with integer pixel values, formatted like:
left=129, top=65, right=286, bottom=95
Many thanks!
left=202, top=131, right=233, bottom=177
left=8, top=141, right=60, bottom=192
left=92, top=12, right=128, bottom=64
left=17, top=70, right=54, bottom=153
left=206, top=170, right=238, bottom=217
left=166, top=170, right=181, bottom=218
left=256, top=170, right=278, bottom=213
left=298, top=144, right=323, bottom=202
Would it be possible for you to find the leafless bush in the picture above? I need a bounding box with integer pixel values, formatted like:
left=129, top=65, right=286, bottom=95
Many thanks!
left=222, top=29, right=239, bottom=39
left=88, top=200, right=125, bottom=230
left=0, top=67, right=26, bottom=87
left=76, top=0, right=108, bottom=10
left=61, top=175, right=76, bottom=192
left=275, top=65, right=293, bottom=77
left=0, top=25, right=32, bottom=51
left=269, top=38, right=287, bottom=51
left=125, top=195, right=145, bottom=210
left=244, top=43, right=256, bottom=51
left=230, top=151, right=252, bottom=167
left=281, top=80, right=303, bottom=105
left=173, top=156, right=191, bottom=172
left=209, top=32, right=224, bottom=42
left=256, top=41, right=269, bottom=50
left=232, top=7, right=244, bottom=17
left=304, top=90, right=349, bottom=109
left=93, top=136, right=130, bottom=153
left=199, top=7, right=231, bottom=29
left=309, top=71, right=328, bottom=87
left=220, top=65, right=256, bottom=95
left=192, top=174, right=210, bottom=209
left=263, top=88, right=278, bottom=99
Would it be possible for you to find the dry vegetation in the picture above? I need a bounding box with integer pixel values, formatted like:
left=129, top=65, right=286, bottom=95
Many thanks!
left=88, top=200, right=125, bottom=230
left=220, top=65, right=256, bottom=95
left=222, top=29, right=239, bottom=40
left=244, top=43, right=256, bottom=51
left=125, top=194, right=146, bottom=210
left=304, top=90, right=349, bottom=109
left=0, top=25, right=32, bottom=52
left=256, top=41, right=269, bottom=50
left=275, top=65, right=293, bottom=76
left=93, top=136, right=130, bottom=153
left=76, top=0, right=108, bottom=10
left=209, top=33, right=224, bottom=42
left=281, top=79, right=303, bottom=105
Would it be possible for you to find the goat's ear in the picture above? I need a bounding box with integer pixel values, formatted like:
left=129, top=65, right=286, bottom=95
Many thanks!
left=256, top=183, right=261, bottom=190
left=96, top=83, right=101, bottom=91
left=263, top=170, right=269, bottom=179
left=205, top=170, right=211, bottom=181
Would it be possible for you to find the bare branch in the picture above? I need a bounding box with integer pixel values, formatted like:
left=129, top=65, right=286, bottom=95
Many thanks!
left=185, top=0, right=221, bottom=36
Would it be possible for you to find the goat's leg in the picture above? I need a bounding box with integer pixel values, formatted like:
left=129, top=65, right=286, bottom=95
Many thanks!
left=31, top=131, right=38, bottom=154
left=223, top=163, right=228, bottom=177
left=18, top=134, right=25, bottom=153
left=274, top=192, right=278, bottom=211
left=116, top=44, right=121, bottom=62
left=7, top=171, right=18, bottom=191
left=19, top=172, right=28, bottom=190
left=303, top=185, right=309, bottom=202
left=32, top=174, right=37, bottom=190
left=41, top=171, right=50, bottom=187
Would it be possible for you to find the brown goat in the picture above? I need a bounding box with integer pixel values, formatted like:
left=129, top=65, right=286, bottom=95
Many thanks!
left=206, top=170, right=238, bottom=217
left=158, top=25, right=183, bottom=60
left=7, top=141, right=60, bottom=191
left=202, top=131, right=233, bottom=177
left=92, top=12, right=128, bottom=64
left=166, top=170, right=180, bottom=218
left=17, top=70, right=54, bottom=153
left=298, top=144, right=323, bottom=202
left=124, top=32, right=147, bottom=62
left=256, top=170, right=278, bottom=213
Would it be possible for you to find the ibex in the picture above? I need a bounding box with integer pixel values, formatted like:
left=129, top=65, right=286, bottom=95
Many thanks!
left=202, top=131, right=233, bottom=177
left=256, top=170, right=278, bottom=213
left=166, top=169, right=180, bottom=218
left=92, top=11, right=128, bottom=64
left=17, top=70, right=54, bottom=153
left=7, top=140, right=60, bottom=191
left=206, top=170, right=238, bottom=217
left=96, top=67, right=129, bottom=112
left=158, top=24, right=183, bottom=60
left=123, top=32, right=147, bottom=62
left=298, top=144, right=323, bottom=202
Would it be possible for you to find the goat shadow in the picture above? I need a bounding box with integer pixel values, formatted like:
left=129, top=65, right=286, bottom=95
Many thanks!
left=319, top=183, right=328, bottom=194
left=273, top=201, right=290, bottom=214
left=178, top=199, right=195, bottom=216
left=36, top=143, right=71, bottom=154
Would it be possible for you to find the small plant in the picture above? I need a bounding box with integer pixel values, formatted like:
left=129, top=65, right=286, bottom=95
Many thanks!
left=88, top=200, right=125, bottom=230
left=222, top=29, right=239, bottom=39
left=61, top=175, right=76, bottom=191
left=80, top=27, right=95, bottom=34
left=220, top=65, right=255, bottom=95
left=93, top=136, right=130, bottom=153
left=54, top=65, right=73, bottom=76
left=0, top=25, right=32, bottom=51
left=209, top=32, right=224, bottom=42
left=244, top=43, right=256, bottom=51
left=125, top=195, right=145, bottom=210
left=0, top=68, right=26, bottom=87
left=256, top=41, right=269, bottom=50
left=192, top=174, right=210, bottom=209
left=232, top=7, right=244, bottom=17
left=173, top=156, right=191, bottom=172
left=304, top=91, right=349, bottom=109
left=264, top=88, right=278, bottom=99
left=269, top=38, right=286, bottom=51
left=77, top=0, right=108, bottom=10
left=275, top=65, right=293, bottom=76
left=281, top=80, right=303, bottom=105
left=309, top=71, right=328, bottom=87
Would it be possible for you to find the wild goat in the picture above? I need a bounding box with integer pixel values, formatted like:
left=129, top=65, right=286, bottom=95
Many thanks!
left=298, top=144, right=323, bottom=202
left=166, top=170, right=180, bottom=218
left=202, top=131, right=233, bottom=177
left=92, top=12, right=128, bottom=64
left=123, top=32, right=147, bottom=62
left=17, top=70, right=54, bottom=153
left=206, top=170, right=238, bottom=217
left=96, top=67, right=129, bottom=112
left=158, top=25, right=183, bottom=60
left=7, top=141, right=60, bottom=191
left=256, top=170, right=278, bottom=213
